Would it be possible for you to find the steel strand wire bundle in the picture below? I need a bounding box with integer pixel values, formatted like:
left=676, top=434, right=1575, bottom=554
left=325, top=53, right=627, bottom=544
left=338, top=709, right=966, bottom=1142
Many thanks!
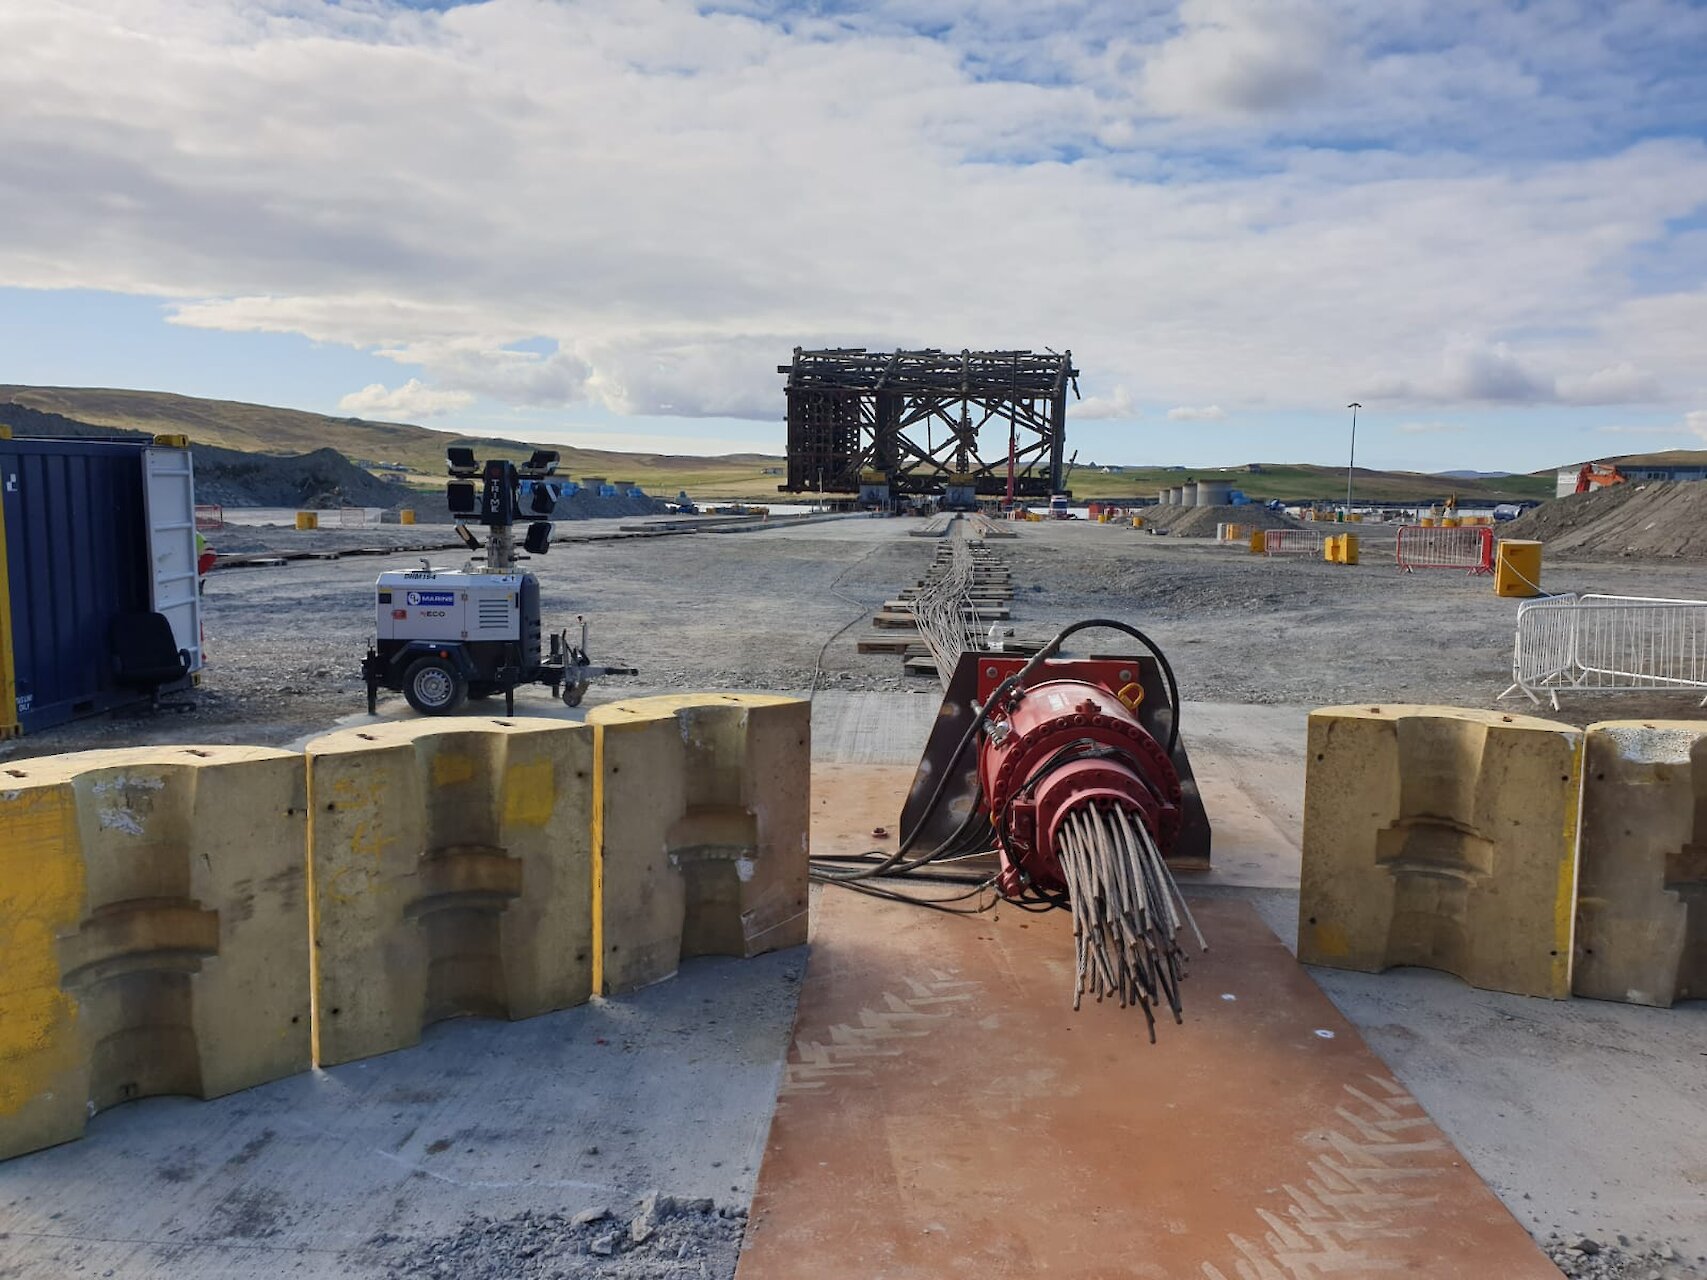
left=1054, top=802, right=1202, bottom=1041
left=913, top=530, right=983, bottom=691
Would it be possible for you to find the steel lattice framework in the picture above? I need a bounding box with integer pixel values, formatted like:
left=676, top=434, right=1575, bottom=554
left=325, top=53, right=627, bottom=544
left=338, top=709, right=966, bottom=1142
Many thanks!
left=778, top=348, right=1078, bottom=497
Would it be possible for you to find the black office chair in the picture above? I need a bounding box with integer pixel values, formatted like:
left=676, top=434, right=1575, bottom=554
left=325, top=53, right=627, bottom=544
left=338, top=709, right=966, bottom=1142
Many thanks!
left=110, top=612, right=195, bottom=713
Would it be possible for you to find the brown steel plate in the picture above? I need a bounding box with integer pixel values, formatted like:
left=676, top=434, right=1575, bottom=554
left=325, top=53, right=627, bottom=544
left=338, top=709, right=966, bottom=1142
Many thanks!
left=738, top=892, right=1556, bottom=1279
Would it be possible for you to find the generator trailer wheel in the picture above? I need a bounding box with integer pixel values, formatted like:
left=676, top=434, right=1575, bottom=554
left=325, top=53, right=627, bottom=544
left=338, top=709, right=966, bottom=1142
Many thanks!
left=403, top=656, right=468, bottom=715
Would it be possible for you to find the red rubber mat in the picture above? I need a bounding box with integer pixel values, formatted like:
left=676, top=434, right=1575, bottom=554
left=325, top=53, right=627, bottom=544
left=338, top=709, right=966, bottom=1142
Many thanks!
left=738, top=892, right=1555, bottom=1279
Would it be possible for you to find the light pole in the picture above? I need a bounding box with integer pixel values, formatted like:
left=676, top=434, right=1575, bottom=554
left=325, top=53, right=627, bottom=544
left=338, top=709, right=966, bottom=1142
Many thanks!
left=1345, top=402, right=1361, bottom=515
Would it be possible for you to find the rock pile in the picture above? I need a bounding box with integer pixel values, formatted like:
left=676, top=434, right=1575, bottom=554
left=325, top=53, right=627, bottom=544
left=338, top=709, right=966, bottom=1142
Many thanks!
left=377, top=1191, right=748, bottom=1280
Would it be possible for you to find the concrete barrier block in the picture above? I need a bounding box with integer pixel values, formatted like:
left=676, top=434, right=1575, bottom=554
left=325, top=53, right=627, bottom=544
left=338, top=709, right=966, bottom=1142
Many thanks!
left=304, top=717, right=594, bottom=1066
left=588, top=694, right=810, bottom=995
left=1575, top=721, right=1706, bottom=1007
left=1298, top=706, right=1582, bottom=998
left=0, top=746, right=308, bottom=1160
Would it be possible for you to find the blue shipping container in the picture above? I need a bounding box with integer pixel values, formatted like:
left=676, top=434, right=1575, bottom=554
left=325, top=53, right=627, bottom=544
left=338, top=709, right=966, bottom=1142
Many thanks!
left=1, top=436, right=157, bottom=734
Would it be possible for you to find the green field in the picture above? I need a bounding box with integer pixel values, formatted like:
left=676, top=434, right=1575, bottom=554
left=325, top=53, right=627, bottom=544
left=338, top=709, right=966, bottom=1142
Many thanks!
left=4, top=384, right=1555, bottom=503
left=1069, top=462, right=1556, bottom=504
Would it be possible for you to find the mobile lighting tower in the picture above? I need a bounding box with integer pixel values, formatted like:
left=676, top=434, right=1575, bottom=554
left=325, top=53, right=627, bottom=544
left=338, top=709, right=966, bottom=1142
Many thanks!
left=362, top=446, right=635, bottom=716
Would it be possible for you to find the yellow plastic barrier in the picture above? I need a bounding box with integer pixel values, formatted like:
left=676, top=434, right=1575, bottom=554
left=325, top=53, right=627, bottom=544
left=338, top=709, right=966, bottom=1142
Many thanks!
left=1420, top=517, right=1436, bottom=528
left=295, top=511, right=319, bottom=530
left=0, top=747, right=309, bottom=1160
left=588, top=694, right=810, bottom=996
left=1574, top=721, right=1706, bottom=1006
left=1441, top=516, right=1461, bottom=528
left=1322, top=535, right=1339, bottom=563
left=1340, top=533, right=1359, bottom=564
left=1248, top=530, right=1265, bottom=555
left=305, top=718, right=595, bottom=1066
left=399, top=509, right=416, bottom=525
left=1298, top=705, right=1582, bottom=998
left=1495, top=539, right=1543, bottom=598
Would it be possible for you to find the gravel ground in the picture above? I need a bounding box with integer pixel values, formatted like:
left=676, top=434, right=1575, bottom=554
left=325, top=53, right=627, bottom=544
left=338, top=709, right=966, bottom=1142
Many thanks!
left=1541, top=1232, right=1704, bottom=1279
left=374, top=1193, right=746, bottom=1280
left=9, top=514, right=1706, bottom=761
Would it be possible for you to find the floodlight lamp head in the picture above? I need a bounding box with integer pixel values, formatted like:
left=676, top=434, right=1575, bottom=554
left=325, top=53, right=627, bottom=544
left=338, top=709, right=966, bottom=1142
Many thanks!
left=520, top=449, right=560, bottom=478
left=446, top=445, right=479, bottom=476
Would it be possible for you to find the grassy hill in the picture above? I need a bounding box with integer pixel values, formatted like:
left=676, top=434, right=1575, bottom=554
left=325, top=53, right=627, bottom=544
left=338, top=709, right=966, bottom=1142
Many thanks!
left=0, top=385, right=786, bottom=497
left=2, top=384, right=1556, bottom=503
left=1068, top=462, right=1554, bottom=504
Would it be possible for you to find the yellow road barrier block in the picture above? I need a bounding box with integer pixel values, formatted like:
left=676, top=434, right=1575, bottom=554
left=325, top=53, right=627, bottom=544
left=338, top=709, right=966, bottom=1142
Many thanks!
left=305, top=718, right=594, bottom=1066
left=0, top=746, right=308, bottom=1160
left=1299, top=706, right=1582, bottom=998
left=1495, top=539, right=1543, bottom=598
left=588, top=694, right=810, bottom=995
left=1575, top=721, right=1706, bottom=1007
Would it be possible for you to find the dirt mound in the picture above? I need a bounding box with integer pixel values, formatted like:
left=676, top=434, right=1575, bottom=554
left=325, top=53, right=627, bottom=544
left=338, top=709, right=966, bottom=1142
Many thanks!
left=1140, top=503, right=1301, bottom=538
left=1501, top=481, right=1707, bottom=560
left=195, top=442, right=407, bottom=508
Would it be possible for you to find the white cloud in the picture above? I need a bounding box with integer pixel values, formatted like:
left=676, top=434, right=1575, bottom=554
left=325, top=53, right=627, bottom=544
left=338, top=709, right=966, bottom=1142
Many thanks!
left=1556, top=362, right=1665, bottom=406
left=1689, top=410, right=1707, bottom=443
left=1075, top=386, right=1139, bottom=420
left=338, top=379, right=473, bottom=419
left=0, top=0, right=1704, bottom=432
left=1167, top=405, right=1226, bottom=421
left=1138, top=0, right=1338, bottom=119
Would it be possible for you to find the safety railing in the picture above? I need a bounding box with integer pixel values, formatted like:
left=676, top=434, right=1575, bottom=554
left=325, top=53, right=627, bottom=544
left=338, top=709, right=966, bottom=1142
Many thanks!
left=193, top=504, right=224, bottom=531
left=1500, top=594, right=1707, bottom=709
left=1395, top=524, right=1494, bottom=574
left=1262, top=529, right=1323, bottom=556
left=338, top=506, right=384, bottom=527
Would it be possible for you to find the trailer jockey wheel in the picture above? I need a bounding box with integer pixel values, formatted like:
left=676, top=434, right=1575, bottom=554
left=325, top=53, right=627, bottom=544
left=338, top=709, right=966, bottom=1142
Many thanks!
left=562, top=680, right=587, bottom=708
left=403, top=655, right=468, bottom=715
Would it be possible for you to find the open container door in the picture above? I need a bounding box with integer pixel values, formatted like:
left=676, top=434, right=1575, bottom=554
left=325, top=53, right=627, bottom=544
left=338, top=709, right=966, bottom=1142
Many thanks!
left=144, top=443, right=203, bottom=673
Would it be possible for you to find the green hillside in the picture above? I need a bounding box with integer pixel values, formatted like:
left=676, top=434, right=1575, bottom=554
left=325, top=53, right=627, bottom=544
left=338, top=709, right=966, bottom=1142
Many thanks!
left=0, top=385, right=786, bottom=497
left=1072, top=462, right=1555, bottom=504
left=1, top=384, right=1556, bottom=503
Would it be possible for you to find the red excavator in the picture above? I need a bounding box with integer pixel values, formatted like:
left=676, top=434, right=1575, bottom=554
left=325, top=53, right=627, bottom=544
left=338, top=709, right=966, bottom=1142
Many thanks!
left=1575, top=462, right=1627, bottom=493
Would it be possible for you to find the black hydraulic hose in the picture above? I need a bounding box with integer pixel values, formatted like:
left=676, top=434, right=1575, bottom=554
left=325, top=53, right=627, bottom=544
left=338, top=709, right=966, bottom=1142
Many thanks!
left=1024, top=618, right=1182, bottom=756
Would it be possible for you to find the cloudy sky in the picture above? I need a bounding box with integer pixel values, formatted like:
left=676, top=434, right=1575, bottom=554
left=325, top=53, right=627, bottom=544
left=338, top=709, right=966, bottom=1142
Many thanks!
left=3, top=0, right=1705, bottom=471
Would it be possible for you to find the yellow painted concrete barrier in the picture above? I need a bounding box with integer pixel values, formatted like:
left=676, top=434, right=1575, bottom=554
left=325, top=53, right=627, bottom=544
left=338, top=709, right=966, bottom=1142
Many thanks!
left=305, top=718, right=595, bottom=1066
left=1339, top=533, right=1359, bottom=565
left=1298, top=705, right=1582, bottom=998
left=1574, top=721, right=1706, bottom=1007
left=1248, top=530, right=1265, bottom=555
left=0, top=746, right=309, bottom=1160
left=399, top=509, right=416, bottom=525
left=1495, top=539, right=1543, bottom=598
left=1322, top=535, right=1339, bottom=563
left=295, top=511, right=318, bottom=530
left=588, top=694, right=810, bottom=996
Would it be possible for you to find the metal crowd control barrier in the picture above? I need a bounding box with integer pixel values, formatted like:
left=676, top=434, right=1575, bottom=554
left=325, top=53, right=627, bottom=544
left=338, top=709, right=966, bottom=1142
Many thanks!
left=193, top=503, right=224, bottom=531
left=1262, top=529, right=1323, bottom=556
left=1395, top=524, right=1494, bottom=574
left=1500, top=594, right=1707, bottom=709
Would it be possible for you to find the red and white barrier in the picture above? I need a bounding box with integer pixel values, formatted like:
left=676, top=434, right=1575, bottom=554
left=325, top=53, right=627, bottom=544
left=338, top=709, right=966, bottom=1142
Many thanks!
left=1262, top=528, right=1324, bottom=556
left=1395, top=524, right=1493, bottom=574
left=194, top=503, right=224, bottom=531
